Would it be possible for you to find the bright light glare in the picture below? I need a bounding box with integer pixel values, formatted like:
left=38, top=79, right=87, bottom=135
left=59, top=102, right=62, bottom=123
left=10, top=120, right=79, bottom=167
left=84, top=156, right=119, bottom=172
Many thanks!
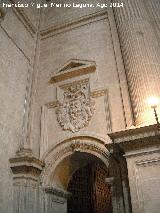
left=147, top=96, right=160, bottom=108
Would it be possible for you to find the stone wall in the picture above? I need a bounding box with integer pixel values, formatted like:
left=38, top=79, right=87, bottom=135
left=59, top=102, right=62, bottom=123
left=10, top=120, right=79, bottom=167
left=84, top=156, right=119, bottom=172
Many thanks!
left=126, top=148, right=160, bottom=213
left=30, top=3, right=132, bottom=158
left=1, top=1, right=160, bottom=212
left=113, top=0, right=160, bottom=126
left=0, top=2, right=40, bottom=212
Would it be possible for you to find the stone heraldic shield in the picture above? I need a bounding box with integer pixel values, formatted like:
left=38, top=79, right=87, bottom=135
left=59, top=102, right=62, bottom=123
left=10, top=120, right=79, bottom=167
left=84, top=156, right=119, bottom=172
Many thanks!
left=56, top=82, right=95, bottom=132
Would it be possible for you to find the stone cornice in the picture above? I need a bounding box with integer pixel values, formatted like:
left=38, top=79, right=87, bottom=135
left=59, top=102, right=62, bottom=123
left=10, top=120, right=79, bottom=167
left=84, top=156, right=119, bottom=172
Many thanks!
left=45, top=88, right=108, bottom=109
left=10, top=149, right=44, bottom=182
left=9, top=0, right=37, bottom=36
left=49, top=60, right=96, bottom=83
left=91, top=88, right=107, bottom=98
left=108, top=124, right=160, bottom=152
left=40, top=9, right=108, bottom=39
left=12, top=8, right=37, bottom=36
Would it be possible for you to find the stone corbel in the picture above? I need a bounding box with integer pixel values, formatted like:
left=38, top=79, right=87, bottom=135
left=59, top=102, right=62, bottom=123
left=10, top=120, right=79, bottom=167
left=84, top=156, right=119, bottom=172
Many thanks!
left=106, top=142, right=125, bottom=163
left=44, top=186, right=71, bottom=204
left=105, top=177, right=115, bottom=186
left=9, top=148, right=44, bottom=186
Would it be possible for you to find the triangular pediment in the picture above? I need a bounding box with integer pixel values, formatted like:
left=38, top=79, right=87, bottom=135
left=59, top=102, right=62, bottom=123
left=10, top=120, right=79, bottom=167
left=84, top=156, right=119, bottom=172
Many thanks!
left=59, top=61, right=85, bottom=72
left=49, top=59, right=96, bottom=83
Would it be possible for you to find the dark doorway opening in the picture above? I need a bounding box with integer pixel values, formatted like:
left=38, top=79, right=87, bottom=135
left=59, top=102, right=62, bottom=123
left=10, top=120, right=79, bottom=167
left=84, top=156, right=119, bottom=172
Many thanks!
left=67, top=162, right=113, bottom=213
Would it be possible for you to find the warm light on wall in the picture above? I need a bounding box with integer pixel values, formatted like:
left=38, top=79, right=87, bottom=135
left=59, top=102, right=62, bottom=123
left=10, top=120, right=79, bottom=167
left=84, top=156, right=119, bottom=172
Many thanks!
left=147, top=96, right=160, bottom=109
left=147, top=96, right=160, bottom=125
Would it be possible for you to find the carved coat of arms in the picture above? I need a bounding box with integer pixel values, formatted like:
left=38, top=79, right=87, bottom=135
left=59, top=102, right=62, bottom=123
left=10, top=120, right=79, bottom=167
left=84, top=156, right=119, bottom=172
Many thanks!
left=56, top=82, right=95, bottom=132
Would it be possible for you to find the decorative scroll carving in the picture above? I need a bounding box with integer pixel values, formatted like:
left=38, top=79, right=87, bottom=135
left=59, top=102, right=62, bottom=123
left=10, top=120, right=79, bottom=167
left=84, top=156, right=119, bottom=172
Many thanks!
left=70, top=140, right=109, bottom=160
left=45, top=100, right=58, bottom=108
left=56, top=81, right=95, bottom=132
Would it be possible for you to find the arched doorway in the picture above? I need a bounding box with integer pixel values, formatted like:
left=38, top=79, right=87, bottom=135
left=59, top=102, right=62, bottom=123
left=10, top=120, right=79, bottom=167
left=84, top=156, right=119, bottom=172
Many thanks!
left=40, top=137, right=116, bottom=213
left=67, top=153, right=112, bottom=213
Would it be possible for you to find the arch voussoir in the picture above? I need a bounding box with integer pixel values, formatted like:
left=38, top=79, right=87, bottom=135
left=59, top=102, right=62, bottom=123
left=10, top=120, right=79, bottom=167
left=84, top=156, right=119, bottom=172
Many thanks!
left=40, top=136, right=110, bottom=188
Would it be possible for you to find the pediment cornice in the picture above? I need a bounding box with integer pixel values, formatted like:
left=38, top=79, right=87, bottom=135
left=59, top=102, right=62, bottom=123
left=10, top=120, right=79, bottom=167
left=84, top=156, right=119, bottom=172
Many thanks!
left=49, top=59, right=96, bottom=83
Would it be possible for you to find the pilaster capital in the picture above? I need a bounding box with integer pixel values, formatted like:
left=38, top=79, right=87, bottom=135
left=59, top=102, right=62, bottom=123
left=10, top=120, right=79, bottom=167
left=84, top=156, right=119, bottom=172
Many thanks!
left=108, top=124, right=160, bottom=154
left=9, top=148, right=44, bottom=185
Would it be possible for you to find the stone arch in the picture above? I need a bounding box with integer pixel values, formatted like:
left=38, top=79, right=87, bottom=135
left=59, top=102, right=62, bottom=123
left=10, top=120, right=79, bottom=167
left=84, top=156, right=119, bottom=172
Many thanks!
left=40, top=136, right=110, bottom=190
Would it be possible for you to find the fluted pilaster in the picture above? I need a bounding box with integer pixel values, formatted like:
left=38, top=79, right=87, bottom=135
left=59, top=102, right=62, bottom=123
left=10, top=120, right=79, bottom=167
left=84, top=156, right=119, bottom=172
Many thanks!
left=146, top=0, right=160, bottom=40
left=113, top=0, right=160, bottom=125
left=9, top=149, right=44, bottom=213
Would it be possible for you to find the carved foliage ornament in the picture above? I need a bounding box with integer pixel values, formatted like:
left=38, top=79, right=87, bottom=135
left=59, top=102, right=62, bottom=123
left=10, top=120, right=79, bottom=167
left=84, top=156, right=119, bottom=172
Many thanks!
left=56, top=81, right=95, bottom=132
